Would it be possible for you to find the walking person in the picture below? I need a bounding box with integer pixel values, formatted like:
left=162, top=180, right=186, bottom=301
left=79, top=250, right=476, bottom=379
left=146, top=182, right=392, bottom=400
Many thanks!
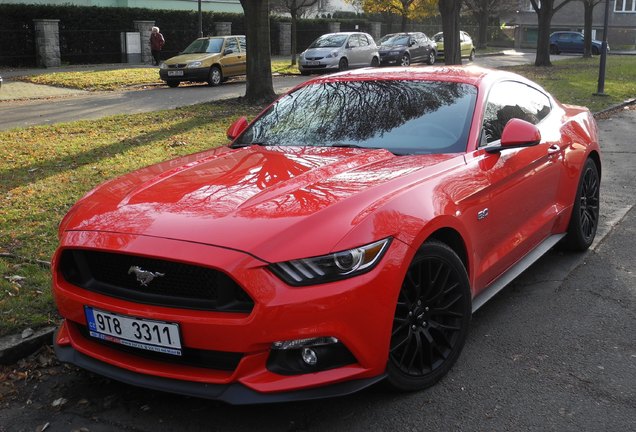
left=150, top=26, right=165, bottom=66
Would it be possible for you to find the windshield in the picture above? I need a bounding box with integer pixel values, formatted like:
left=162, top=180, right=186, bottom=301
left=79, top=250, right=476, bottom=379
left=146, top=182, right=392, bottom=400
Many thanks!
left=182, top=38, right=224, bottom=54
left=309, top=34, right=348, bottom=48
left=379, top=34, right=410, bottom=47
left=433, top=33, right=444, bottom=42
left=234, top=80, right=477, bottom=155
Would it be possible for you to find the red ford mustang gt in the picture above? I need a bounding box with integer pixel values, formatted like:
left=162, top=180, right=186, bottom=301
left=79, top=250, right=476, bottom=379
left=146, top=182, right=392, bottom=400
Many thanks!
left=52, top=66, right=601, bottom=404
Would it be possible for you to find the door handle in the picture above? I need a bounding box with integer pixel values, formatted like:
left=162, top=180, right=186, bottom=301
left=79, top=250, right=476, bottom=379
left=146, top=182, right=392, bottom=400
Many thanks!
left=547, top=144, right=560, bottom=154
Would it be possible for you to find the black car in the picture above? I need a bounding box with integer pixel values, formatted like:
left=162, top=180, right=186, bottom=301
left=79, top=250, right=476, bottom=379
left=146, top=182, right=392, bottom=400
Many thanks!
left=549, top=31, right=608, bottom=55
left=378, top=32, right=437, bottom=66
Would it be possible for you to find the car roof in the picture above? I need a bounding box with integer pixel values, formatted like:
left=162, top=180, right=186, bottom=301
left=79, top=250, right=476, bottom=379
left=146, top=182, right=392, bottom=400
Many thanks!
left=304, top=65, right=504, bottom=87
left=196, top=35, right=245, bottom=40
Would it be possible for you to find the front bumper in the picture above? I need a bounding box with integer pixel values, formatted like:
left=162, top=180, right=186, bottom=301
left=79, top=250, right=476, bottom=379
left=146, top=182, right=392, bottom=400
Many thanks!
left=52, top=231, right=409, bottom=402
left=379, top=52, right=402, bottom=65
left=298, top=58, right=340, bottom=72
left=159, top=67, right=208, bottom=82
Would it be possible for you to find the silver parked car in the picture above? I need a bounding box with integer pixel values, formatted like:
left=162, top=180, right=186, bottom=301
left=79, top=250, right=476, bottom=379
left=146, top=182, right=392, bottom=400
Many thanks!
left=298, top=32, right=379, bottom=75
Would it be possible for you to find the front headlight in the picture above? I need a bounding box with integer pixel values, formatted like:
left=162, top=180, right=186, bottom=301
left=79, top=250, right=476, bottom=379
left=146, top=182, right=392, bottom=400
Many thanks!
left=325, top=50, right=340, bottom=59
left=159, top=63, right=167, bottom=69
left=269, top=238, right=391, bottom=286
left=186, top=61, right=203, bottom=68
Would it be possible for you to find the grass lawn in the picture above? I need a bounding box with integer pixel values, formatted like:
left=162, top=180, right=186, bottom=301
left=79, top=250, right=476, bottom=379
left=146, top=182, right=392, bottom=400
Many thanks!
left=1, top=55, right=635, bottom=336
left=19, top=59, right=301, bottom=91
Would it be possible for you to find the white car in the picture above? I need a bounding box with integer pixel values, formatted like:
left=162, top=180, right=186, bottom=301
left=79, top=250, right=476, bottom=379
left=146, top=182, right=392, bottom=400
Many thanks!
left=298, top=32, right=379, bottom=75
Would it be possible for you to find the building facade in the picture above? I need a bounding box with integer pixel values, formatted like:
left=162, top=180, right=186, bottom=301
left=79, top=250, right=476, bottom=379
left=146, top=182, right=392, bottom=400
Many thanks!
left=0, top=0, right=243, bottom=13
left=506, top=0, right=636, bottom=48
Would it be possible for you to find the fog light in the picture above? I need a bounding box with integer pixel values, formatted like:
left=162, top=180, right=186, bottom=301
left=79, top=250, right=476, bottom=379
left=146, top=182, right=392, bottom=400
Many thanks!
left=301, top=347, right=318, bottom=366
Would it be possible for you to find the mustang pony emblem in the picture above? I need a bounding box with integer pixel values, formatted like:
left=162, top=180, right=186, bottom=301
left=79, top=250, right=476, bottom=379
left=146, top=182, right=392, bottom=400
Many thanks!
left=128, top=266, right=165, bottom=286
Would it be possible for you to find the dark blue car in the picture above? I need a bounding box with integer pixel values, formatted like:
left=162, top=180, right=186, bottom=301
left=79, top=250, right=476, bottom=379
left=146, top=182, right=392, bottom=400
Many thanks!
left=549, top=31, right=608, bottom=55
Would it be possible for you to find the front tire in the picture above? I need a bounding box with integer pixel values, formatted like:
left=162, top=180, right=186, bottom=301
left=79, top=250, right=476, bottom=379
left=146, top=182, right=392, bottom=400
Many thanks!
left=562, top=158, right=600, bottom=251
left=386, top=241, right=471, bottom=391
left=592, top=46, right=600, bottom=55
left=338, top=57, right=349, bottom=71
left=371, top=56, right=379, bottom=67
left=208, top=66, right=222, bottom=86
left=166, top=81, right=179, bottom=88
left=550, top=45, right=559, bottom=55
left=400, top=53, right=411, bottom=67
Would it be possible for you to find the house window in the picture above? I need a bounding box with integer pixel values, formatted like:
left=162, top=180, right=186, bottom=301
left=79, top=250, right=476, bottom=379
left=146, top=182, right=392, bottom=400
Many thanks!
left=615, top=0, right=636, bottom=12
left=522, top=0, right=541, bottom=11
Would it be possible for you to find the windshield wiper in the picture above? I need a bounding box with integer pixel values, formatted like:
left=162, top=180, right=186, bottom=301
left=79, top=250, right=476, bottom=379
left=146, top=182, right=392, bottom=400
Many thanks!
left=231, top=142, right=272, bottom=149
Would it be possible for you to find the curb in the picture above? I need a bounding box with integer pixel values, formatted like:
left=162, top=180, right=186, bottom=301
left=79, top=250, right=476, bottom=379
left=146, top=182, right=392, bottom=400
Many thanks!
left=593, top=97, right=636, bottom=118
left=0, top=326, right=56, bottom=365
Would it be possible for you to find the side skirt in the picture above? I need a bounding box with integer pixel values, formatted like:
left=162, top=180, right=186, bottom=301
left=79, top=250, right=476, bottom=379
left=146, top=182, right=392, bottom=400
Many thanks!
left=472, top=233, right=566, bottom=312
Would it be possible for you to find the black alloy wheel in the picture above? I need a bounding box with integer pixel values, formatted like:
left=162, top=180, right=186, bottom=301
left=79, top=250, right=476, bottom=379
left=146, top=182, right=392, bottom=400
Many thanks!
left=469, top=49, right=476, bottom=61
left=550, top=44, right=560, bottom=55
left=208, top=66, right=222, bottom=86
left=371, top=56, right=380, bottom=67
left=427, top=51, right=436, bottom=65
left=386, top=241, right=471, bottom=391
left=400, top=53, right=411, bottom=67
left=338, top=57, right=349, bottom=71
left=562, top=158, right=600, bottom=251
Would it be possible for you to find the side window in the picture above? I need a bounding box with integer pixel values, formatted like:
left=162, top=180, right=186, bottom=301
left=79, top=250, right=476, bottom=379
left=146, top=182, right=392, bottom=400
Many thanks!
left=225, top=37, right=238, bottom=54
left=359, top=34, right=370, bottom=46
left=238, top=36, right=246, bottom=52
left=481, top=81, right=552, bottom=145
left=348, top=35, right=360, bottom=48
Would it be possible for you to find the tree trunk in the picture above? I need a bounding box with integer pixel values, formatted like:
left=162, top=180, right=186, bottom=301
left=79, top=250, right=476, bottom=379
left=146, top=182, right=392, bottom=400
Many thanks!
left=439, top=0, right=462, bottom=65
left=583, top=1, right=594, bottom=58
left=401, top=11, right=408, bottom=32
left=534, top=6, right=553, bottom=66
left=240, top=0, right=276, bottom=104
left=291, top=9, right=298, bottom=65
left=477, top=0, right=488, bottom=49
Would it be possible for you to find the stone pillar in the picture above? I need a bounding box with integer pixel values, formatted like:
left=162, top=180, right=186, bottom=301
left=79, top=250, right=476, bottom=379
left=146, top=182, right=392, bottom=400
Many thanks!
left=214, top=22, right=232, bottom=36
left=278, top=22, right=291, bottom=56
left=369, top=22, right=382, bottom=42
left=328, top=22, right=341, bottom=34
left=134, top=20, right=155, bottom=65
left=514, top=25, right=522, bottom=49
left=33, top=19, right=61, bottom=68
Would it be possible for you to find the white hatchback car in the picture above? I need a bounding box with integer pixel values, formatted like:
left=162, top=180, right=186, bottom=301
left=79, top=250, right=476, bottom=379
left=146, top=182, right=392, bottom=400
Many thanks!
left=298, top=32, right=380, bottom=75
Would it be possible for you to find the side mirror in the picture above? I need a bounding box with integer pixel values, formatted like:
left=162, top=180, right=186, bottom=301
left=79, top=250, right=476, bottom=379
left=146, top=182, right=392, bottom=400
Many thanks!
left=226, top=117, right=248, bottom=140
left=486, top=118, right=541, bottom=153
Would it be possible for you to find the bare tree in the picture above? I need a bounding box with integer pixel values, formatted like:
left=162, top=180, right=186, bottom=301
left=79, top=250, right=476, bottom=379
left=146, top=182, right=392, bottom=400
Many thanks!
left=530, top=0, right=574, bottom=66
left=462, top=0, right=517, bottom=48
left=271, top=0, right=321, bottom=65
left=240, top=0, right=276, bottom=103
left=580, top=0, right=603, bottom=58
left=439, top=0, right=463, bottom=65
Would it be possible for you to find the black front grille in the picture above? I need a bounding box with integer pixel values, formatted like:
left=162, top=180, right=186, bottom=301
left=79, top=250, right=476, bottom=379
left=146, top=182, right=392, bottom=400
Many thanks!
left=60, top=249, right=253, bottom=312
left=168, top=63, right=186, bottom=68
left=76, top=324, right=243, bottom=371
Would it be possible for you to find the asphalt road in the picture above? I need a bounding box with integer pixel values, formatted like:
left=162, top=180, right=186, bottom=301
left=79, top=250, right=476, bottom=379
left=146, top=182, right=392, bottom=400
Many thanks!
left=0, top=50, right=563, bottom=131
left=0, top=110, right=634, bottom=431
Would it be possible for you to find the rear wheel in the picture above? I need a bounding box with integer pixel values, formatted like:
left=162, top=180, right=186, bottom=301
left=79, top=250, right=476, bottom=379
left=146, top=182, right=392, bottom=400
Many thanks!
left=400, top=53, right=411, bottom=67
left=386, top=241, right=471, bottom=391
left=468, top=49, right=475, bottom=61
left=338, top=57, right=349, bottom=71
left=550, top=45, right=560, bottom=55
left=562, top=158, right=600, bottom=251
left=427, top=51, right=436, bottom=65
left=208, top=66, right=222, bottom=86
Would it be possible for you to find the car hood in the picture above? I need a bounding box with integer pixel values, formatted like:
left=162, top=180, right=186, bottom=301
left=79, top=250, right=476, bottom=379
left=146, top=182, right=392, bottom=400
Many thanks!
left=164, top=53, right=220, bottom=64
left=62, top=146, right=459, bottom=261
left=303, top=47, right=342, bottom=57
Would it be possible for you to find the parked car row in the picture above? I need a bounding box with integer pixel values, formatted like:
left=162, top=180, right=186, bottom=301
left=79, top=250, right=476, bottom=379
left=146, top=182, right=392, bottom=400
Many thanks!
left=158, top=31, right=475, bottom=87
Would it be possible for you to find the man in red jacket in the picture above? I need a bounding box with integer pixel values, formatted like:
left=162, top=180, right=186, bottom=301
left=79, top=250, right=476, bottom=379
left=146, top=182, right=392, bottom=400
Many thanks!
left=150, top=26, right=165, bottom=66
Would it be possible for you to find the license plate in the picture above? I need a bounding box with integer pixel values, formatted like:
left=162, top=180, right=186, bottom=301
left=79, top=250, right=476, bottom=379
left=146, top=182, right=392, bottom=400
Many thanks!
left=308, top=60, right=320, bottom=66
left=84, top=307, right=182, bottom=356
left=167, top=70, right=184, bottom=76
